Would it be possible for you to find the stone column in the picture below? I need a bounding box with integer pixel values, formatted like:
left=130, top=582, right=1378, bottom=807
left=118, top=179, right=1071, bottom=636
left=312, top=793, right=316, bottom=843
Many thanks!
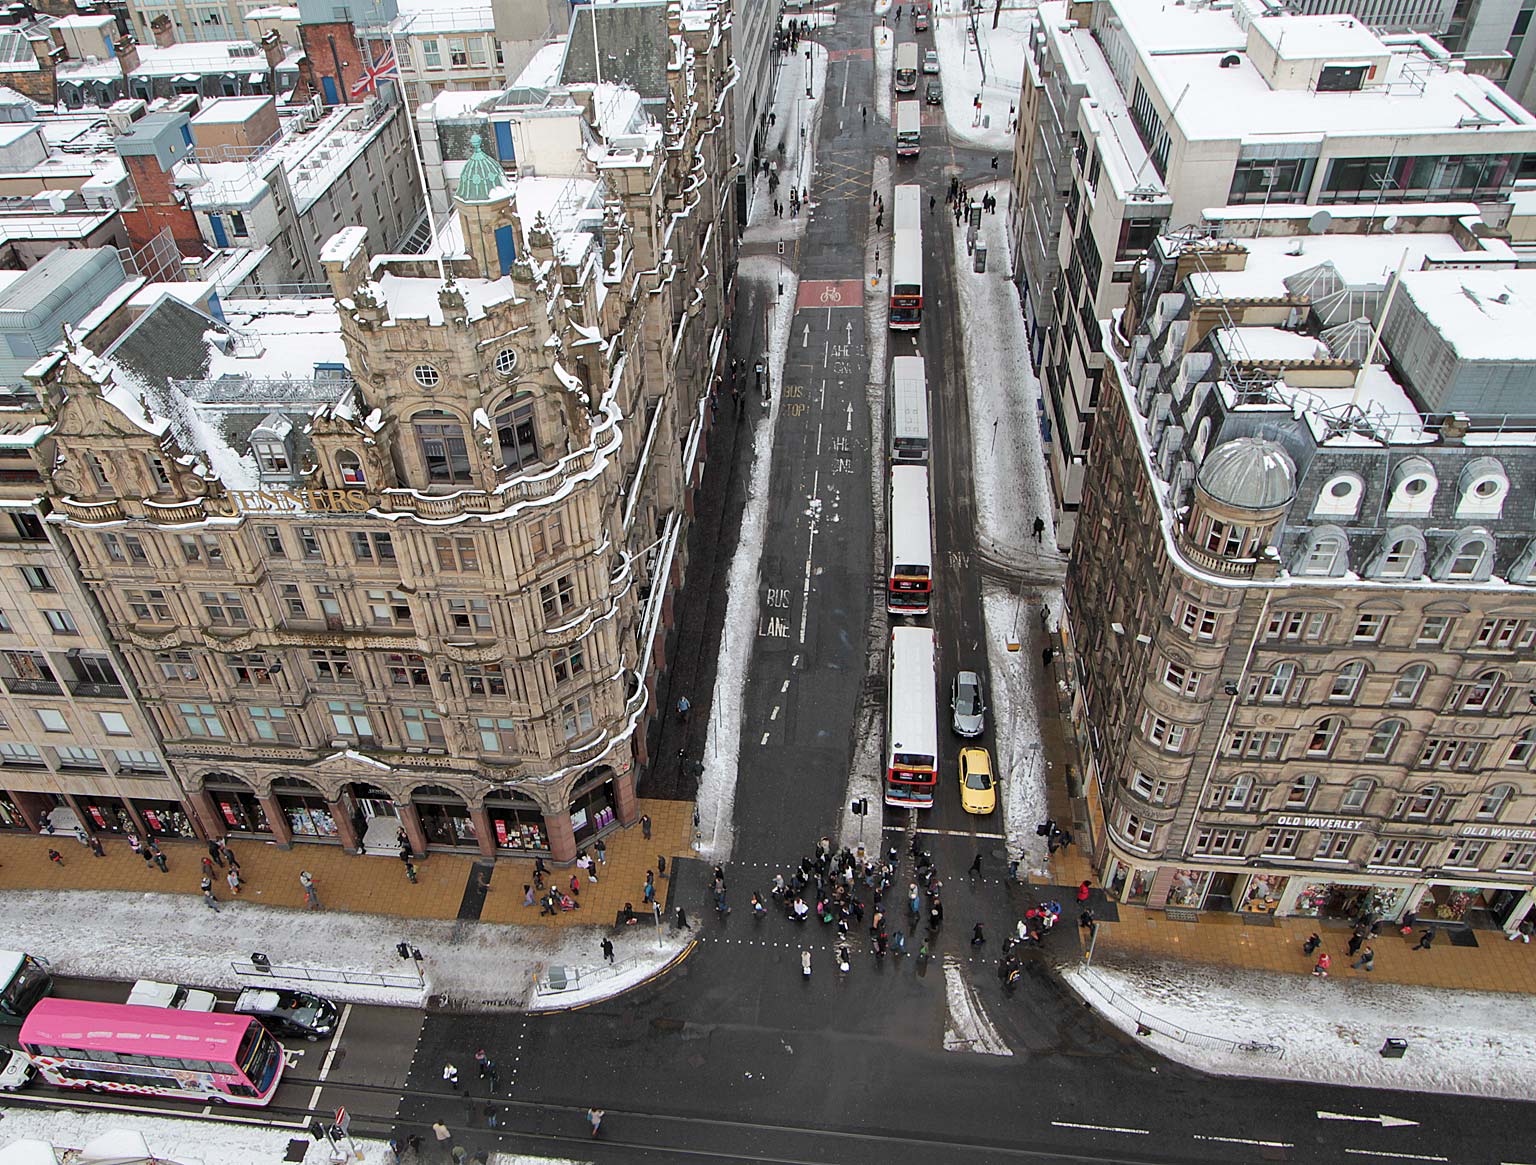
left=543, top=809, right=577, bottom=863
left=259, top=793, right=293, bottom=847
left=612, top=765, right=639, bottom=827
left=1501, top=888, right=1535, bottom=936
left=470, top=804, right=496, bottom=858
left=395, top=801, right=429, bottom=856
left=181, top=786, right=221, bottom=841
left=329, top=799, right=360, bottom=852
left=8, top=790, right=45, bottom=832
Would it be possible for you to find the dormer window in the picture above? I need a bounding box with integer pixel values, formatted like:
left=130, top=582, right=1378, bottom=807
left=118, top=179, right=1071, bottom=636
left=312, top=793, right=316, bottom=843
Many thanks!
left=496, top=399, right=540, bottom=472
left=250, top=412, right=295, bottom=481
left=1313, top=473, right=1363, bottom=518
left=1456, top=458, right=1508, bottom=519
left=1387, top=458, right=1437, bottom=517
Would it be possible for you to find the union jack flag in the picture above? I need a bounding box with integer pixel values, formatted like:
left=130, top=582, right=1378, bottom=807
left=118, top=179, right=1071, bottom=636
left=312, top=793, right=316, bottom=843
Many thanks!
left=350, top=45, right=398, bottom=97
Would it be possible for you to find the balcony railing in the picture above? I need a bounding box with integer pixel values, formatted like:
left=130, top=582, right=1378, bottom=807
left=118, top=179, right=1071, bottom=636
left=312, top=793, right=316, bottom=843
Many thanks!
left=58, top=497, right=124, bottom=523
left=1174, top=532, right=1258, bottom=579
left=68, top=681, right=128, bottom=700
left=4, top=678, right=62, bottom=695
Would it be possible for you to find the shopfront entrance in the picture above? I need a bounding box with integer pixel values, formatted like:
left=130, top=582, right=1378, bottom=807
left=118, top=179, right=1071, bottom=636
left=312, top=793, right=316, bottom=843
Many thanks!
left=206, top=775, right=275, bottom=837
left=1291, top=881, right=1407, bottom=922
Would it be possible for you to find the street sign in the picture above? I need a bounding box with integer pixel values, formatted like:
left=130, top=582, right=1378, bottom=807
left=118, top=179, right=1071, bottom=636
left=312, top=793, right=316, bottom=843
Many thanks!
left=335, top=1107, right=350, bottom=1136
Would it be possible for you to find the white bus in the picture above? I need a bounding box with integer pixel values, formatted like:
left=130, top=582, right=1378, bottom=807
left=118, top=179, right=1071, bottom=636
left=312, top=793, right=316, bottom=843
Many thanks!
left=890, top=185, right=922, bottom=331
left=890, top=355, right=929, bottom=462
left=887, top=465, right=932, bottom=616
left=895, top=42, right=918, bottom=93
left=895, top=100, right=921, bottom=158
left=886, top=626, right=938, bottom=809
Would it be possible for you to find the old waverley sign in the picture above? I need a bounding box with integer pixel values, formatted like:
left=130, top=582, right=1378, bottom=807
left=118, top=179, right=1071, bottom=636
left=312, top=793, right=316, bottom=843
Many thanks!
left=1274, top=815, right=1366, bottom=831
left=205, top=488, right=376, bottom=516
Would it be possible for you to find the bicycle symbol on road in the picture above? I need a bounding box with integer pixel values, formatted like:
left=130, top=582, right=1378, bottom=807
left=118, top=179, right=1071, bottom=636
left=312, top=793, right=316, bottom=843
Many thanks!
left=819, top=286, right=843, bottom=305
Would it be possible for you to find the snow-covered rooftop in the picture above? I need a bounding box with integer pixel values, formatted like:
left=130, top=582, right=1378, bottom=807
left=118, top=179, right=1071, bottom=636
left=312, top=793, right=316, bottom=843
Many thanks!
left=394, top=0, right=495, bottom=34
left=1087, top=0, right=1536, bottom=145
left=1395, top=268, right=1536, bottom=362
left=1043, top=21, right=1163, bottom=202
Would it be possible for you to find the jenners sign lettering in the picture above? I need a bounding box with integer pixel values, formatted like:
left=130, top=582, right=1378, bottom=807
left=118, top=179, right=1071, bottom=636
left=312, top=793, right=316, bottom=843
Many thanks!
left=205, top=488, right=374, bottom=516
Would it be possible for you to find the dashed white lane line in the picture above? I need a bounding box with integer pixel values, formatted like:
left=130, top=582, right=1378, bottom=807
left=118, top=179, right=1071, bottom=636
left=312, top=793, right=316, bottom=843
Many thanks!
left=1051, top=1122, right=1149, bottom=1136
left=1344, top=1152, right=1449, bottom=1162
left=781, top=680, right=790, bottom=693
left=884, top=824, right=1007, bottom=839
left=771, top=705, right=781, bottom=720
left=1195, top=1135, right=1294, bottom=1149
left=307, top=1001, right=353, bottom=1109
left=760, top=733, right=770, bottom=745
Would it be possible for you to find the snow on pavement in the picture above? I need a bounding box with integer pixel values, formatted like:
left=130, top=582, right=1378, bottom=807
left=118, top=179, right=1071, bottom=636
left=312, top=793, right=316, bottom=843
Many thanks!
left=0, top=889, right=687, bottom=1012
left=942, top=955, right=1013, bottom=1056
left=932, top=0, right=1031, bottom=152
left=1066, top=956, right=1536, bottom=1101
left=950, top=179, right=1059, bottom=864
left=874, top=26, right=894, bottom=124
left=0, top=1110, right=396, bottom=1165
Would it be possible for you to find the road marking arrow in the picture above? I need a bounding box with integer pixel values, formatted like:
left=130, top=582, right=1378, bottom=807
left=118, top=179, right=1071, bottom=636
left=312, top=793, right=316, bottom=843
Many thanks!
left=1319, top=1112, right=1419, bottom=1129
left=801, top=323, right=811, bottom=348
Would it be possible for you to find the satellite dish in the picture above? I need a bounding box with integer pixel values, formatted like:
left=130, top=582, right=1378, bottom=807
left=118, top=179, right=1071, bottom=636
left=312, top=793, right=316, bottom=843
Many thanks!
left=1383, top=215, right=1400, bottom=233
left=1307, top=210, right=1333, bottom=235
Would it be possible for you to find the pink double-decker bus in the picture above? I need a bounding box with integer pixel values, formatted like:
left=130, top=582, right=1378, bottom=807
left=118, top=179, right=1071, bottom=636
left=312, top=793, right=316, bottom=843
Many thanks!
left=19, top=998, right=284, bottom=1106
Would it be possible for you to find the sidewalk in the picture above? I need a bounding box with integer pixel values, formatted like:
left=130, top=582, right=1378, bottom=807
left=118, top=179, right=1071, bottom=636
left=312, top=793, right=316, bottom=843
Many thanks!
left=0, top=797, right=695, bottom=928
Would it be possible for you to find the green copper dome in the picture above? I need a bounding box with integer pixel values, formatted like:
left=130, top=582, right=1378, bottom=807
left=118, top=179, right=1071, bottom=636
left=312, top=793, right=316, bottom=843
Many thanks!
left=455, top=133, right=506, bottom=204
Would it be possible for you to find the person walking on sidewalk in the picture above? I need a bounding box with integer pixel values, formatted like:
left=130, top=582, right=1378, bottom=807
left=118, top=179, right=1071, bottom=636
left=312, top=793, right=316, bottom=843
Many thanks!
left=47, top=848, right=64, bottom=866
left=1414, top=928, right=1435, bottom=951
left=676, top=695, right=691, bottom=723
left=1077, top=880, right=1092, bottom=903
left=206, top=839, right=225, bottom=868
left=299, top=870, right=319, bottom=910
left=87, top=833, right=105, bottom=858
left=201, top=856, right=215, bottom=879
left=641, top=815, right=652, bottom=840
left=587, top=1109, right=604, bottom=1139
left=971, top=923, right=986, bottom=946
left=1303, top=932, right=1322, bottom=955
left=643, top=870, right=655, bottom=904
left=1347, top=929, right=1366, bottom=957
left=676, top=906, right=691, bottom=931
left=595, top=838, right=607, bottom=865
left=968, top=853, right=983, bottom=880
left=152, top=849, right=168, bottom=873
left=227, top=868, right=242, bottom=896
left=443, top=1064, right=459, bottom=1090
left=1313, top=952, right=1331, bottom=977
left=601, top=938, right=614, bottom=963
left=1352, top=945, right=1375, bottom=971
left=203, top=886, right=220, bottom=912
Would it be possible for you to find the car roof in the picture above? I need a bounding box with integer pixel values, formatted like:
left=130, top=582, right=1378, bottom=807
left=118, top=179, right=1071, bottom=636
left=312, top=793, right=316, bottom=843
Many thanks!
left=235, top=989, right=283, bottom=1013
left=960, top=747, right=992, bottom=770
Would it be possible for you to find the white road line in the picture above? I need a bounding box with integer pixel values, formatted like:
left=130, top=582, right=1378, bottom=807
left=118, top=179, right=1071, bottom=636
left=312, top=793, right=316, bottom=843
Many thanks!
left=760, top=733, right=770, bottom=745
left=1343, top=1151, right=1448, bottom=1162
left=815, top=421, right=823, bottom=455
left=30, top=1096, right=307, bottom=1129
left=309, top=1005, right=351, bottom=1109
left=1195, top=1136, right=1294, bottom=1149
left=770, top=706, right=780, bottom=721
left=780, top=680, right=790, bottom=693
left=798, top=467, right=819, bottom=645
left=884, top=824, right=1006, bottom=839
left=845, top=400, right=853, bottom=431
left=1051, top=1122, right=1149, bottom=1136
left=841, top=59, right=849, bottom=102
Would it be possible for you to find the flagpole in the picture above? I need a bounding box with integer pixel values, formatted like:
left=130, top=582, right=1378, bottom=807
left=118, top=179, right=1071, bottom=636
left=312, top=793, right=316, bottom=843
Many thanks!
left=379, top=16, right=446, bottom=282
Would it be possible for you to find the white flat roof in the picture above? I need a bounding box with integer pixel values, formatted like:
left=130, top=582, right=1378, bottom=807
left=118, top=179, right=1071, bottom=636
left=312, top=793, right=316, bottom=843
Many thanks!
left=1186, top=232, right=1495, bottom=299
left=192, top=96, right=273, bottom=124
left=1396, top=268, right=1536, bottom=361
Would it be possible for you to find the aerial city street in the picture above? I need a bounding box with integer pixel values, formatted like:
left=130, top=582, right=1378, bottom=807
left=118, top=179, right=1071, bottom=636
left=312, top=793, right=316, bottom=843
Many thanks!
left=1, top=0, right=1536, bottom=1161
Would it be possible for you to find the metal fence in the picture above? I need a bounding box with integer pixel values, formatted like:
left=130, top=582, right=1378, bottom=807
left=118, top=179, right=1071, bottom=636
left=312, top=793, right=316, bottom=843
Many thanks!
left=1072, top=965, right=1283, bottom=1057
left=231, top=959, right=423, bottom=990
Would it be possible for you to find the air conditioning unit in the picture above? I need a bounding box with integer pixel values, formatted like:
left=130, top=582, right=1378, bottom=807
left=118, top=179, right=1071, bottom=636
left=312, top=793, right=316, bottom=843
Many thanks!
left=309, top=94, right=324, bottom=120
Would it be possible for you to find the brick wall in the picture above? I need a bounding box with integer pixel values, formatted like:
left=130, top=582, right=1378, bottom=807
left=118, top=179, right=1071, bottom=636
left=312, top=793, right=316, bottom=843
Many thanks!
left=299, top=21, right=364, bottom=105
left=120, top=154, right=206, bottom=258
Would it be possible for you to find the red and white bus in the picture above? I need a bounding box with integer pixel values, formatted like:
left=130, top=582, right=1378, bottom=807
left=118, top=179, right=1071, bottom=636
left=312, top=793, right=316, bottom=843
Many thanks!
left=890, top=355, right=929, bottom=462
left=19, top=998, right=285, bottom=1106
left=890, top=185, right=922, bottom=330
left=888, top=464, right=932, bottom=615
left=895, top=42, right=919, bottom=93
left=895, top=100, right=921, bottom=158
left=886, top=626, right=938, bottom=808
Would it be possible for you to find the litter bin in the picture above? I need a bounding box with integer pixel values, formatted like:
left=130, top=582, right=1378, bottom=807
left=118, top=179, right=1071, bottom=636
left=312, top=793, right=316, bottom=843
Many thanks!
left=250, top=952, right=271, bottom=972
left=974, top=245, right=988, bottom=273
left=1380, top=1038, right=1408, bottom=1058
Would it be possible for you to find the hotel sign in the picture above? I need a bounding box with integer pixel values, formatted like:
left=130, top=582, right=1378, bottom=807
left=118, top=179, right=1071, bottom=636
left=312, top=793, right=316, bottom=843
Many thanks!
left=1460, top=824, right=1536, bottom=841
left=205, top=488, right=375, bottom=516
left=1274, top=815, right=1365, bottom=831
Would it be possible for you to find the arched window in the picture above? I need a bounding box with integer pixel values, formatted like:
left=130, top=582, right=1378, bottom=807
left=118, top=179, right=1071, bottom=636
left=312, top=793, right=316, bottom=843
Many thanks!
left=1211, top=774, right=1255, bottom=810
left=1387, top=458, right=1437, bottom=517
left=1330, top=661, right=1367, bottom=703
left=1306, top=717, right=1344, bottom=757
left=412, top=410, right=472, bottom=484
left=1443, top=537, right=1492, bottom=581
left=1374, top=529, right=1426, bottom=579
left=1364, top=720, right=1404, bottom=761
left=1260, top=661, right=1297, bottom=702
left=1477, top=784, right=1515, bottom=820
left=1313, top=473, right=1364, bottom=518
left=1389, top=663, right=1428, bottom=705
left=1286, top=773, right=1318, bottom=807
left=1300, top=530, right=1347, bottom=576
left=1341, top=776, right=1374, bottom=811
left=495, top=397, right=540, bottom=471
left=1456, top=457, right=1508, bottom=518
left=1458, top=671, right=1502, bottom=713
left=336, top=451, right=366, bottom=487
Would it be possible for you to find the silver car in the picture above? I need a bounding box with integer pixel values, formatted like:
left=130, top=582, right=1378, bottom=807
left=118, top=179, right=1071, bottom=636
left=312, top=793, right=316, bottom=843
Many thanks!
left=922, top=49, right=940, bottom=74
left=952, top=671, right=986, bottom=737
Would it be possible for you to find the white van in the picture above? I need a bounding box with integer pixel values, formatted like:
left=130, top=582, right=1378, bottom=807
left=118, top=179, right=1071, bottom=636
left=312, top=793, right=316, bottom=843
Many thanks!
left=127, top=979, right=217, bottom=1011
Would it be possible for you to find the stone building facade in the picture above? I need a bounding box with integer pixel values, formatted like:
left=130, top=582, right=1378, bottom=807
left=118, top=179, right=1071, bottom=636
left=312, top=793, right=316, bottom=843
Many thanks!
left=1066, top=214, right=1536, bottom=933
left=16, top=7, right=733, bottom=862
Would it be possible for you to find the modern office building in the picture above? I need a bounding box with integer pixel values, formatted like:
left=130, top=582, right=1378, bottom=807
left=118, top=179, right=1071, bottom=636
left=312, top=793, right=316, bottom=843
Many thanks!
left=1010, top=0, right=1536, bottom=548
left=1065, top=204, right=1536, bottom=934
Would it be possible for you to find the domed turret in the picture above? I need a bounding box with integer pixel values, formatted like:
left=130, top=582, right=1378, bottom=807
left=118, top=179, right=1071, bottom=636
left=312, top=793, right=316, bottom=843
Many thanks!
left=1197, top=437, right=1295, bottom=512
left=455, top=134, right=506, bottom=204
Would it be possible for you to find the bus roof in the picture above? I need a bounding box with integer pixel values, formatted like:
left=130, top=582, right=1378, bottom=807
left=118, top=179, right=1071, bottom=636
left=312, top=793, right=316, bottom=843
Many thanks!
left=893, top=185, right=921, bottom=232
left=0, top=952, right=24, bottom=983
left=890, top=465, right=932, bottom=567
left=20, top=998, right=255, bottom=1060
left=889, top=626, right=937, bottom=760
left=896, top=100, right=921, bottom=133
left=891, top=357, right=928, bottom=441
left=895, top=41, right=918, bottom=66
